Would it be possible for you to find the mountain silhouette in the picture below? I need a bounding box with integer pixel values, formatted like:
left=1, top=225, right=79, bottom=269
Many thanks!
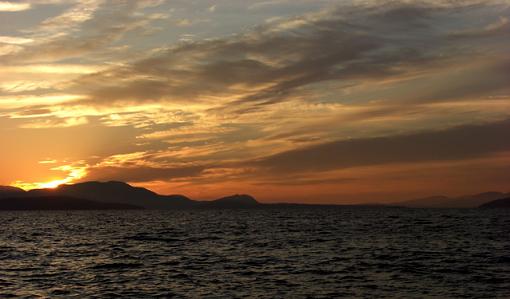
left=202, top=194, right=259, bottom=208
left=0, top=186, right=26, bottom=198
left=479, top=197, right=510, bottom=209
left=26, top=181, right=193, bottom=209
left=0, top=196, right=140, bottom=210
left=394, top=192, right=510, bottom=208
left=0, top=181, right=261, bottom=210
left=2, top=181, right=509, bottom=210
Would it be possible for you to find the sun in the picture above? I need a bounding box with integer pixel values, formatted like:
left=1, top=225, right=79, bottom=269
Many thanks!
left=12, top=179, right=67, bottom=190
left=11, top=165, right=87, bottom=191
left=39, top=179, right=68, bottom=189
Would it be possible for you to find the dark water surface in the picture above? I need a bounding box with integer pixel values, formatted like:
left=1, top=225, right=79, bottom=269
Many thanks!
left=0, top=207, right=509, bottom=298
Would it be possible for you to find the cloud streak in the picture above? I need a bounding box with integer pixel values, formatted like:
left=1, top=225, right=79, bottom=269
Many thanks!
left=0, top=0, right=167, bottom=63
left=0, top=1, right=31, bottom=12
left=254, top=119, right=510, bottom=172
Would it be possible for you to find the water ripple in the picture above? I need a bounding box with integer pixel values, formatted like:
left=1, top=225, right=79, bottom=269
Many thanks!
left=0, top=208, right=509, bottom=298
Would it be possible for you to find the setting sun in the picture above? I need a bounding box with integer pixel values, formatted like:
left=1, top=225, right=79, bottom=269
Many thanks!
left=40, top=179, right=66, bottom=189
left=12, top=165, right=87, bottom=190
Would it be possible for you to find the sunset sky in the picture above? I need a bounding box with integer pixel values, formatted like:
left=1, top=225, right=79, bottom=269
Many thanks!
left=0, top=0, right=509, bottom=203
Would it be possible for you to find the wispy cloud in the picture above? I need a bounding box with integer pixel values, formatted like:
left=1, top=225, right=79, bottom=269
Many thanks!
left=0, top=36, right=34, bottom=45
left=66, top=0, right=509, bottom=113
left=1, top=1, right=169, bottom=63
left=0, top=1, right=31, bottom=12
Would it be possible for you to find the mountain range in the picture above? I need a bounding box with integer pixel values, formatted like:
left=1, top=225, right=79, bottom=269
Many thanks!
left=0, top=181, right=258, bottom=210
left=0, top=181, right=509, bottom=210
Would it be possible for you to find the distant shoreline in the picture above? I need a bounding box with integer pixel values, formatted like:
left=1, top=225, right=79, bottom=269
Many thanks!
left=1, top=181, right=509, bottom=210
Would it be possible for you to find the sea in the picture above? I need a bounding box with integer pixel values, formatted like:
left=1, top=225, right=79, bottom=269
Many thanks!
left=0, top=207, right=509, bottom=298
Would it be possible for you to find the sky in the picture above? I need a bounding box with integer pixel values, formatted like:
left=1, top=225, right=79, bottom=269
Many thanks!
left=0, top=0, right=509, bottom=203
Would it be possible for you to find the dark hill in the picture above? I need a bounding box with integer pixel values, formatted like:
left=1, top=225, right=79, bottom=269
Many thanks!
left=0, top=186, right=26, bottom=198
left=0, top=181, right=262, bottom=209
left=202, top=194, right=259, bottom=208
left=27, top=181, right=193, bottom=209
left=0, top=196, right=141, bottom=211
left=479, top=197, right=510, bottom=209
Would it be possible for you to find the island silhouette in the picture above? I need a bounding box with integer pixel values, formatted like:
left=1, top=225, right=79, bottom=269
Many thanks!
left=0, top=181, right=509, bottom=210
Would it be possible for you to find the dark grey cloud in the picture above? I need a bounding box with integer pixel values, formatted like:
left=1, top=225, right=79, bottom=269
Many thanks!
left=254, top=176, right=358, bottom=186
left=253, top=119, right=510, bottom=172
left=83, top=165, right=205, bottom=183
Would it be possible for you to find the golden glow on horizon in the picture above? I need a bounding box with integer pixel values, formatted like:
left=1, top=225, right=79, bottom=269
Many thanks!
left=12, top=165, right=87, bottom=191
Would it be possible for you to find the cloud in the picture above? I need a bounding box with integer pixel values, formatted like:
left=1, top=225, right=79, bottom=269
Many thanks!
left=0, top=1, right=168, bottom=63
left=83, top=165, right=205, bottom=183
left=0, top=1, right=31, bottom=12
left=449, top=16, right=510, bottom=39
left=0, top=94, right=84, bottom=109
left=30, top=0, right=104, bottom=36
left=0, top=36, right=34, bottom=45
left=63, top=0, right=509, bottom=115
left=19, top=116, right=88, bottom=129
left=70, top=8, right=383, bottom=105
left=253, top=119, right=510, bottom=172
left=73, top=118, right=510, bottom=187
